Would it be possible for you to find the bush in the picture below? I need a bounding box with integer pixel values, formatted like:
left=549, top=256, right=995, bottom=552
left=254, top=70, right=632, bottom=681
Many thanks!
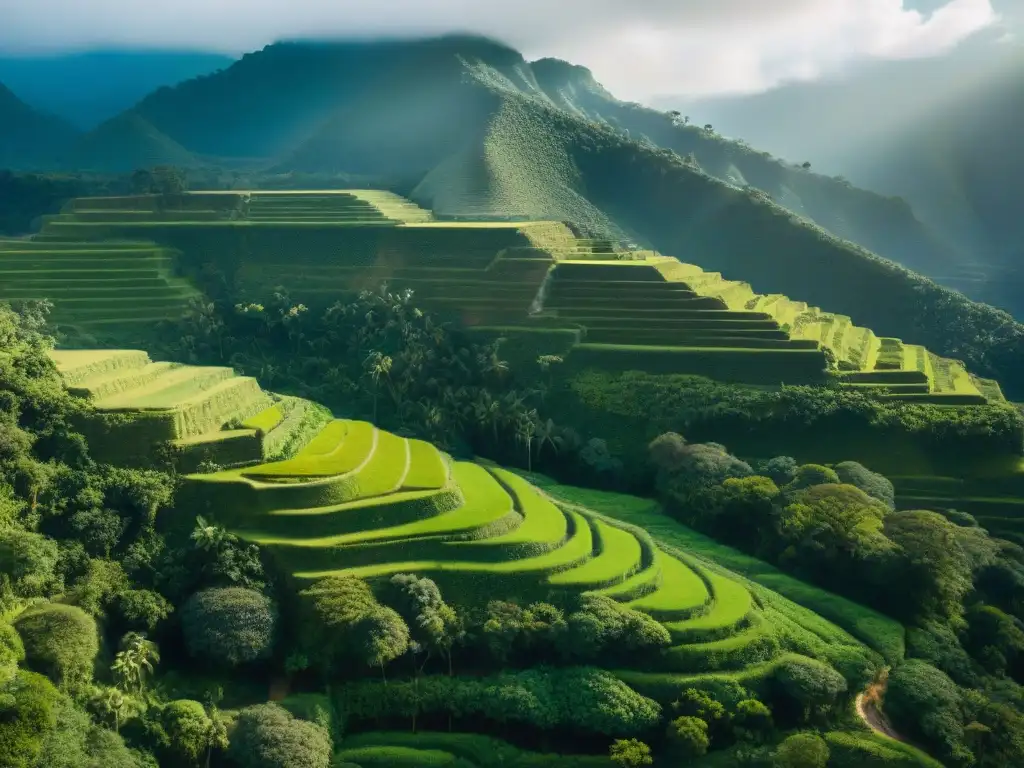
left=609, top=738, right=652, bottom=767
left=884, top=660, right=969, bottom=765
left=665, top=715, right=709, bottom=758
left=158, top=700, right=216, bottom=766
left=834, top=461, right=895, bottom=509
left=786, top=465, right=840, bottom=492
left=774, top=657, right=847, bottom=710
left=0, top=620, right=25, bottom=673
left=757, top=456, right=798, bottom=486
left=180, top=587, right=277, bottom=667
left=0, top=670, right=60, bottom=768
left=0, top=528, right=60, bottom=597
left=14, top=603, right=98, bottom=689
left=228, top=702, right=332, bottom=768
left=775, top=732, right=830, bottom=768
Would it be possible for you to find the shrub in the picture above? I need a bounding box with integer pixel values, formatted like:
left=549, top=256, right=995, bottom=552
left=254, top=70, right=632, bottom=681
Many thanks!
left=0, top=670, right=60, bottom=768
left=775, top=732, right=830, bottom=768
left=648, top=432, right=688, bottom=473
left=14, top=603, right=98, bottom=689
left=609, top=738, right=652, bottom=767
left=665, top=715, right=709, bottom=758
left=884, top=659, right=969, bottom=764
left=180, top=587, right=277, bottom=667
left=758, top=456, right=798, bottom=485
left=834, top=461, right=895, bottom=509
left=158, top=700, right=217, bottom=766
left=0, top=528, right=60, bottom=597
left=0, top=620, right=25, bottom=673
left=773, top=657, right=847, bottom=711
left=733, top=698, right=773, bottom=739
left=115, top=589, right=173, bottom=633
left=228, top=702, right=332, bottom=768
left=786, top=464, right=840, bottom=492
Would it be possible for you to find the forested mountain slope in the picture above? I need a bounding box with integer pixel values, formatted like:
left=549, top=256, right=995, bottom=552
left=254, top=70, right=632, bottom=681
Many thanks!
left=54, top=37, right=1024, bottom=396
left=0, top=81, right=79, bottom=169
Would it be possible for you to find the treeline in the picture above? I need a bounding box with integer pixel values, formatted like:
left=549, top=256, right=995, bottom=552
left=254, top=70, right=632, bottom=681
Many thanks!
left=646, top=432, right=1024, bottom=766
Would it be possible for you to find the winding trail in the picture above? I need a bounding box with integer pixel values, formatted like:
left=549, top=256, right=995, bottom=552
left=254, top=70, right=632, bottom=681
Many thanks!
left=855, top=672, right=905, bottom=742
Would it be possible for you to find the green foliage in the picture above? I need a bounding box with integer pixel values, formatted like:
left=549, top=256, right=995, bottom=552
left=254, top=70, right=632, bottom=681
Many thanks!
left=39, top=690, right=149, bottom=768
left=0, top=620, right=25, bottom=674
left=824, top=730, right=944, bottom=768
left=114, top=588, right=173, bottom=633
left=278, top=693, right=338, bottom=743
left=834, top=461, right=895, bottom=509
left=299, top=575, right=409, bottom=678
left=14, top=603, right=98, bottom=689
left=0, top=670, right=59, bottom=768
left=786, top=465, right=840, bottom=492
left=757, top=456, right=798, bottom=485
left=608, top=738, right=652, bottom=767
left=733, top=698, right=773, bottom=741
left=180, top=587, right=277, bottom=667
left=774, top=657, right=848, bottom=711
left=0, top=528, right=60, bottom=597
left=665, top=715, right=710, bottom=758
left=774, top=732, right=830, bottom=768
left=228, top=702, right=332, bottom=768
left=154, top=699, right=222, bottom=767
left=884, top=660, right=969, bottom=765
left=338, top=667, right=661, bottom=737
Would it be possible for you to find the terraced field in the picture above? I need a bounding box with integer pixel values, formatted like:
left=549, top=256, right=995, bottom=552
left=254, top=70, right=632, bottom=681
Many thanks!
left=24, top=190, right=1003, bottom=401
left=48, top=348, right=325, bottom=470
left=534, top=257, right=1002, bottom=399
left=45, top=348, right=880, bottom=688
left=174, top=416, right=871, bottom=677
left=0, top=237, right=200, bottom=331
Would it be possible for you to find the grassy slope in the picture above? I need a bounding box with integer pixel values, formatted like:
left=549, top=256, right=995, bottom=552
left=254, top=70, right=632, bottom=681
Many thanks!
left=518, top=472, right=905, bottom=663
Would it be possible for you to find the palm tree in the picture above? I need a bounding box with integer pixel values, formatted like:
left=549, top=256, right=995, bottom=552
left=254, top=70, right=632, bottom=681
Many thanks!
left=363, top=351, right=393, bottom=422
left=191, top=516, right=226, bottom=552
left=534, top=418, right=562, bottom=463
left=113, top=632, right=160, bottom=694
left=96, top=686, right=128, bottom=733
left=516, top=418, right=537, bottom=472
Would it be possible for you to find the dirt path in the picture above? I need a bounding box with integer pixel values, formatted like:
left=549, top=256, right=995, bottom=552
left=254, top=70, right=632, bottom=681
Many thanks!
left=855, top=673, right=904, bottom=741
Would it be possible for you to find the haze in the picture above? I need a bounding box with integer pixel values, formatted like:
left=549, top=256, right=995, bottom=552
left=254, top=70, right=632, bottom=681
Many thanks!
left=0, top=0, right=1009, bottom=100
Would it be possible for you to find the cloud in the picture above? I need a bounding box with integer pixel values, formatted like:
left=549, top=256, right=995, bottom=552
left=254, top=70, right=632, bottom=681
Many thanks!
left=0, top=0, right=1001, bottom=99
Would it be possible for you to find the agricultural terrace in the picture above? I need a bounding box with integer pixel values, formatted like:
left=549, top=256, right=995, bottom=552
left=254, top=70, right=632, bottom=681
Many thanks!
left=0, top=236, right=199, bottom=331
left=27, top=190, right=1004, bottom=400
left=48, top=348, right=326, bottom=470
left=174, top=413, right=876, bottom=678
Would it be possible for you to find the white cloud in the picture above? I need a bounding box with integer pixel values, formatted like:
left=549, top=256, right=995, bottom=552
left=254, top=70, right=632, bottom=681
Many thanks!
left=0, top=0, right=1001, bottom=99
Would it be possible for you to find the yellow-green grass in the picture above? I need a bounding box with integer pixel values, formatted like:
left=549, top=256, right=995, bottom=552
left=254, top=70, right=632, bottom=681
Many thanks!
left=520, top=472, right=905, bottom=663
left=241, top=420, right=374, bottom=479
left=549, top=516, right=643, bottom=588
left=296, top=462, right=514, bottom=547
left=50, top=348, right=153, bottom=386
left=91, top=364, right=235, bottom=409
left=464, top=468, right=567, bottom=548
left=242, top=404, right=283, bottom=433
left=343, top=429, right=409, bottom=497
left=663, top=568, right=754, bottom=640
left=624, top=549, right=710, bottom=619
left=403, top=440, right=451, bottom=490
left=300, top=508, right=592, bottom=580
left=659, top=613, right=781, bottom=672
left=594, top=559, right=662, bottom=601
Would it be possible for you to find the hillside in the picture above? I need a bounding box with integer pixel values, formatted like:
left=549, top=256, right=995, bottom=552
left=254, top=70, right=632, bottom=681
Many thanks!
left=0, top=80, right=79, bottom=169
left=27, top=36, right=1024, bottom=398
left=69, top=111, right=200, bottom=172
left=0, top=49, right=236, bottom=129
left=663, top=40, right=1024, bottom=316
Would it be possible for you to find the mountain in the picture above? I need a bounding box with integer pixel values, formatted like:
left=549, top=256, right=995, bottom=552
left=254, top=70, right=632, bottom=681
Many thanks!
left=67, top=111, right=199, bottom=172
left=69, top=36, right=1024, bottom=397
left=657, top=36, right=1024, bottom=312
left=0, top=81, right=79, bottom=168
left=0, top=50, right=236, bottom=129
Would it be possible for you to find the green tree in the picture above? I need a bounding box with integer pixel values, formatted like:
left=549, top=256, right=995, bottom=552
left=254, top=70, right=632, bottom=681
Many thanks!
left=785, top=464, right=840, bottom=491
left=180, top=587, right=277, bottom=667
left=112, top=632, right=159, bottom=694
left=0, top=670, right=60, bottom=768
left=733, top=698, right=773, bottom=741
left=228, top=703, right=332, bottom=768
left=160, top=699, right=222, bottom=767
left=666, top=715, right=710, bottom=758
left=359, top=605, right=410, bottom=684
left=0, top=528, right=60, bottom=597
left=774, top=657, right=847, bottom=721
left=14, top=603, right=98, bottom=690
left=609, top=738, right=653, bottom=767
left=775, top=732, right=830, bottom=768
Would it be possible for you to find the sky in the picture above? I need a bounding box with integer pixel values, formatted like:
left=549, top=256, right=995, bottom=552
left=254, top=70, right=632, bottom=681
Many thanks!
left=0, top=0, right=1017, bottom=100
